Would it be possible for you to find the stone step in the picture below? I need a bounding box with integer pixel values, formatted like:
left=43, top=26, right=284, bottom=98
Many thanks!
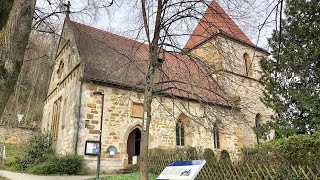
left=118, top=166, right=133, bottom=174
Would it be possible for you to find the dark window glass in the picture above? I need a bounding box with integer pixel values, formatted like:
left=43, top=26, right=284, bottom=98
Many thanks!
left=213, top=123, right=220, bottom=149
left=176, top=120, right=185, bottom=146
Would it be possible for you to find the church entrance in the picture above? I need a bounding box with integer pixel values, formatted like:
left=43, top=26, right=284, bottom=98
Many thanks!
left=127, top=128, right=141, bottom=164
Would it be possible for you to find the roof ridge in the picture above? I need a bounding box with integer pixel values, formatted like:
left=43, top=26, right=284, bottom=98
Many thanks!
left=184, top=1, right=254, bottom=49
left=69, top=20, right=149, bottom=48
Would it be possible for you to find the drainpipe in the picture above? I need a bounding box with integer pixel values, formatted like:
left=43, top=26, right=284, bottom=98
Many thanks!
left=75, top=80, right=83, bottom=154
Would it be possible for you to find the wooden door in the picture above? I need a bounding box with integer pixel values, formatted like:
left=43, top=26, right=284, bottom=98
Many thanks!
left=127, top=130, right=136, bottom=164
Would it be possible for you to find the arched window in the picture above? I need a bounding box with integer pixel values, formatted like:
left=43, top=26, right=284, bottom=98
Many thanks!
left=255, top=113, right=262, bottom=144
left=213, top=123, right=220, bottom=149
left=244, top=53, right=252, bottom=77
left=176, top=119, right=185, bottom=146
left=255, top=113, right=262, bottom=127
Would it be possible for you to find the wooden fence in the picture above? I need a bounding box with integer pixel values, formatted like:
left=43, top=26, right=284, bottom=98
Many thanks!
left=148, top=155, right=320, bottom=179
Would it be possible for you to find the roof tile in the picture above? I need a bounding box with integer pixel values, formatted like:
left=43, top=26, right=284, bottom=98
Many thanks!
left=184, top=1, right=254, bottom=49
left=70, top=21, right=233, bottom=106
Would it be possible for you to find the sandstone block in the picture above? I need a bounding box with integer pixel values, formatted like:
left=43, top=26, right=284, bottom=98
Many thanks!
left=91, top=120, right=99, bottom=124
left=87, top=103, right=96, bottom=108
left=89, top=130, right=100, bottom=134
left=87, top=114, right=94, bottom=119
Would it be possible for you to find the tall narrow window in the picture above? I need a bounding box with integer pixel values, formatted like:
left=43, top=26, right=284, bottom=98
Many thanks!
left=213, top=123, right=220, bottom=149
left=176, top=119, right=185, bottom=146
left=255, top=113, right=262, bottom=127
left=255, top=113, right=262, bottom=144
left=52, top=98, right=62, bottom=140
left=61, top=98, right=67, bottom=130
left=244, top=53, right=252, bottom=77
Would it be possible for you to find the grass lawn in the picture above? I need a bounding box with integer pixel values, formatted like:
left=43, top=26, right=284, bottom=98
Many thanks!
left=0, top=143, right=26, bottom=170
left=94, top=172, right=158, bottom=180
left=0, top=175, right=9, bottom=180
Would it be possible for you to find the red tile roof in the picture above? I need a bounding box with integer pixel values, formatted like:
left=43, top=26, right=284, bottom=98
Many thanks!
left=184, top=1, right=254, bottom=50
left=69, top=20, right=233, bottom=106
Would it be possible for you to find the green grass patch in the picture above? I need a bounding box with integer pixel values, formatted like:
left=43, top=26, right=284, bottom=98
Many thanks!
left=0, top=175, right=9, bottom=180
left=92, top=172, right=158, bottom=180
left=0, top=143, right=26, bottom=170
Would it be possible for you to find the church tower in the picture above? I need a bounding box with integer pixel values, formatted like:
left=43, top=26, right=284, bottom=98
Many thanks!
left=184, top=1, right=274, bottom=145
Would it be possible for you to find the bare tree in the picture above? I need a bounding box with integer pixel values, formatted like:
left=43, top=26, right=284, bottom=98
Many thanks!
left=0, top=0, right=114, bottom=122
left=134, top=1, right=278, bottom=179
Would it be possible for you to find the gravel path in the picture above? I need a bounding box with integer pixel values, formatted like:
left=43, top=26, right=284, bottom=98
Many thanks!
left=0, top=170, right=97, bottom=180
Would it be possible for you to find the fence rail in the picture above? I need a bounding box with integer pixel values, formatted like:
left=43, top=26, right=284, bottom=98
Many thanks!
left=148, top=155, right=320, bottom=179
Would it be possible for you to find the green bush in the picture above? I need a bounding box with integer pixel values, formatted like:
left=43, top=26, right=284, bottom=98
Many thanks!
left=241, top=134, right=320, bottom=166
left=241, top=144, right=279, bottom=165
left=149, top=147, right=202, bottom=161
left=15, top=132, right=53, bottom=171
left=203, top=148, right=215, bottom=163
left=220, top=150, right=230, bottom=162
left=27, top=155, right=84, bottom=175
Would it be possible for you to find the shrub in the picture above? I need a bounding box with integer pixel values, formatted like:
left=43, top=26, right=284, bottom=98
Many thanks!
left=241, top=144, right=279, bottom=165
left=27, top=155, right=84, bottom=175
left=15, top=132, right=53, bottom=171
left=149, top=147, right=202, bottom=161
left=241, top=134, right=320, bottom=166
left=203, top=148, right=215, bottom=163
left=220, top=150, right=230, bottom=162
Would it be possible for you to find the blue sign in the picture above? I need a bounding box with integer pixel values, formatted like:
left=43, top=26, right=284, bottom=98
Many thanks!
left=157, top=160, right=206, bottom=180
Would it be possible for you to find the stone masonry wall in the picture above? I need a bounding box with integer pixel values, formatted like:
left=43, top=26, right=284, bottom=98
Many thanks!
left=42, top=19, right=83, bottom=155
left=191, top=35, right=275, bottom=146
left=0, top=126, right=34, bottom=144
left=78, top=83, right=244, bottom=172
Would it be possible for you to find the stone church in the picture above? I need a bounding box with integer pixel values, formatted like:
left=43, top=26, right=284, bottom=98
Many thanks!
left=42, top=1, right=273, bottom=172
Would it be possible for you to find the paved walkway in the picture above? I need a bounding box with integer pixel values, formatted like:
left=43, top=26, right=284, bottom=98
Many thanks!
left=0, top=170, right=97, bottom=180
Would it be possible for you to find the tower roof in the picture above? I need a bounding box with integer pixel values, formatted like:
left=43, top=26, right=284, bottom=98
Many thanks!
left=184, top=1, right=254, bottom=50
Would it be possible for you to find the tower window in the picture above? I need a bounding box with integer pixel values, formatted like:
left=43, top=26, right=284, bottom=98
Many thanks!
left=255, top=113, right=262, bottom=127
left=244, top=53, right=252, bottom=77
left=255, top=113, right=263, bottom=144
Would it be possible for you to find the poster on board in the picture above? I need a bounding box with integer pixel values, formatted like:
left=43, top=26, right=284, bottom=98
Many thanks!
left=157, top=160, right=206, bottom=180
left=85, top=141, right=100, bottom=155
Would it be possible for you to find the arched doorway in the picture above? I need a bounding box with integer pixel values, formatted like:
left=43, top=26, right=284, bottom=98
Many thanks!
left=127, top=128, right=141, bottom=164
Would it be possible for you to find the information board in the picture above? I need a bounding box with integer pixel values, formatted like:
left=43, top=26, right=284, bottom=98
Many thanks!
left=157, top=160, right=206, bottom=180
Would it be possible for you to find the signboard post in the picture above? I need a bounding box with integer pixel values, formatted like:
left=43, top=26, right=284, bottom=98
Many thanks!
left=157, top=160, right=206, bottom=180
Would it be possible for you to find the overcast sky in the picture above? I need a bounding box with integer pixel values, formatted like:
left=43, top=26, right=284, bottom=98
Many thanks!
left=36, top=0, right=279, bottom=51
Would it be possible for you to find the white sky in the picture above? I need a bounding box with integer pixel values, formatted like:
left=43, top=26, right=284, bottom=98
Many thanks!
left=36, top=0, right=279, bottom=51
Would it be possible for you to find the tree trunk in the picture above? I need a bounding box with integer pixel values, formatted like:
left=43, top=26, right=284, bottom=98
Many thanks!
left=139, top=0, right=163, bottom=179
left=139, top=48, right=158, bottom=180
left=0, top=0, right=36, bottom=117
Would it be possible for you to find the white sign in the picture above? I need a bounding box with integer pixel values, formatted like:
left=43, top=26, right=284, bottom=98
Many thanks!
left=143, top=112, right=147, bottom=130
left=17, top=114, right=24, bottom=123
left=157, top=160, right=206, bottom=180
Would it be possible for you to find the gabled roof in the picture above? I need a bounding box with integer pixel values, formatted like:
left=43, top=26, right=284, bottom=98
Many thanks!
left=69, top=20, right=233, bottom=106
left=184, top=1, right=266, bottom=53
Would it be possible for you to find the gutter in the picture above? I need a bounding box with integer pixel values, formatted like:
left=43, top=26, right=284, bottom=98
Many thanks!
left=74, top=80, right=83, bottom=154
